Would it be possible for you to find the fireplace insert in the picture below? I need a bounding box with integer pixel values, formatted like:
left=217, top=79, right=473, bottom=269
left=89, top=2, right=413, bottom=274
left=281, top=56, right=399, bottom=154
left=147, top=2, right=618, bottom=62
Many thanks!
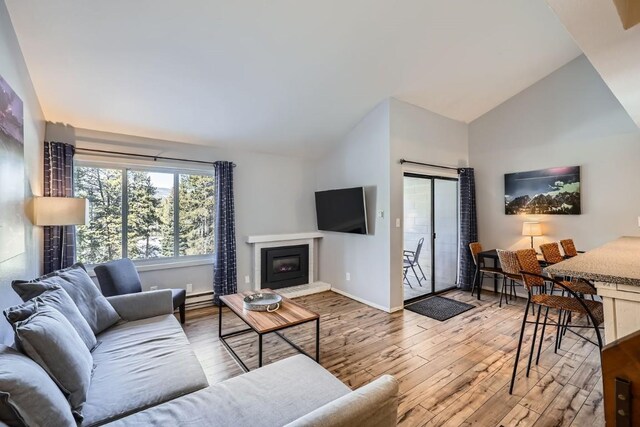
left=261, top=244, right=309, bottom=290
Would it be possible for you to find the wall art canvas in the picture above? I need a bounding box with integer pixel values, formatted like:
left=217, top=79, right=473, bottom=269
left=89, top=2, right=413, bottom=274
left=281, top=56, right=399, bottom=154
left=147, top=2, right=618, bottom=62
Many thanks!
left=505, top=166, right=581, bottom=215
left=0, top=75, right=26, bottom=262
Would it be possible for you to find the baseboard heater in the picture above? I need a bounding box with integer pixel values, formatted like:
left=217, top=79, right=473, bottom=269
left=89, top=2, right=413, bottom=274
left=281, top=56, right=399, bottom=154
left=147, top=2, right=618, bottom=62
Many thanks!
left=185, top=290, right=214, bottom=310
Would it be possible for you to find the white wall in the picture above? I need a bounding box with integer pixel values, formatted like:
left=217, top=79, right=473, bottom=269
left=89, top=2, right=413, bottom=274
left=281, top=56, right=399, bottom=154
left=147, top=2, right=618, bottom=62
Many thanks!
left=315, top=100, right=392, bottom=311
left=469, top=55, right=640, bottom=256
left=389, top=98, right=468, bottom=308
left=315, top=98, right=469, bottom=312
left=45, top=124, right=317, bottom=298
left=0, top=1, right=45, bottom=344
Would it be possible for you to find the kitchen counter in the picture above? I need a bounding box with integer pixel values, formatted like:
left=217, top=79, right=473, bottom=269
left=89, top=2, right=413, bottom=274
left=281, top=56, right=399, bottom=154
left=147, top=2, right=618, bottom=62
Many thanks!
left=545, top=236, right=640, bottom=344
left=544, top=236, right=640, bottom=286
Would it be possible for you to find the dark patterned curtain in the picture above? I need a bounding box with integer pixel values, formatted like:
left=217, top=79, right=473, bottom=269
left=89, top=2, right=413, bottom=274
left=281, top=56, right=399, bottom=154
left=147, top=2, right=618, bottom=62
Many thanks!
left=213, top=161, right=237, bottom=305
left=43, top=142, right=76, bottom=274
left=458, top=168, right=478, bottom=290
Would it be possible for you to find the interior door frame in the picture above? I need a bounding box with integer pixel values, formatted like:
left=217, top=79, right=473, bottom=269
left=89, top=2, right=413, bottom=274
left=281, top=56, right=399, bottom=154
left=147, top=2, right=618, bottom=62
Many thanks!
left=404, top=172, right=459, bottom=303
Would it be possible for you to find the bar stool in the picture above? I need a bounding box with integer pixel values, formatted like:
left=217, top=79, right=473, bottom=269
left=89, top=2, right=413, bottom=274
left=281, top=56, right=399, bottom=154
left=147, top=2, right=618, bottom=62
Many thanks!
left=560, top=239, right=582, bottom=258
left=509, top=249, right=603, bottom=395
left=540, top=242, right=564, bottom=264
left=469, top=242, right=503, bottom=297
left=539, top=242, right=597, bottom=296
left=496, top=249, right=519, bottom=307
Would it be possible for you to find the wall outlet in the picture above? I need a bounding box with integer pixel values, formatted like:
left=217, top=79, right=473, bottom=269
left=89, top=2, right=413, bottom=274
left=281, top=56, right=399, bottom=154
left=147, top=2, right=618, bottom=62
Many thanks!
left=244, top=275, right=251, bottom=284
left=395, top=218, right=401, bottom=228
left=186, top=283, right=193, bottom=293
left=377, top=210, right=384, bottom=219
left=346, top=272, right=351, bottom=281
left=149, top=286, right=158, bottom=291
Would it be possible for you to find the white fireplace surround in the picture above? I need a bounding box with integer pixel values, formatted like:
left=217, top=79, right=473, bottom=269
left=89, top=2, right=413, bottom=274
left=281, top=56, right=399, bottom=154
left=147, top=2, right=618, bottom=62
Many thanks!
left=246, top=232, right=330, bottom=297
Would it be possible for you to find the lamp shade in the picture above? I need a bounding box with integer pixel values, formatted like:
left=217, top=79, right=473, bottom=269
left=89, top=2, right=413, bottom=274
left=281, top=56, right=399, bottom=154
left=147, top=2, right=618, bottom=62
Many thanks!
left=522, top=222, right=542, bottom=237
left=33, top=197, right=89, bottom=226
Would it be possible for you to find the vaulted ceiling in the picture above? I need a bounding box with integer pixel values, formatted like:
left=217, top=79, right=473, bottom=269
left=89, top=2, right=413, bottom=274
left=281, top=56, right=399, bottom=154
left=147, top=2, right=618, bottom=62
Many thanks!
left=546, top=0, right=640, bottom=130
left=6, top=0, right=581, bottom=158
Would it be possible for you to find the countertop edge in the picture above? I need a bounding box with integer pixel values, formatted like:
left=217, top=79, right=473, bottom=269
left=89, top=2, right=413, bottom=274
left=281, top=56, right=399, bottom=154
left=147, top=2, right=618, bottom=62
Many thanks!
left=544, top=266, right=640, bottom=287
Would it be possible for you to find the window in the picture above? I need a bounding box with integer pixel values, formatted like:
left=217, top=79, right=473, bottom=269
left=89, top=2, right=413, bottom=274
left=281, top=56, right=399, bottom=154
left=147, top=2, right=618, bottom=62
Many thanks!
left=75, top=165, right=214, bottom=265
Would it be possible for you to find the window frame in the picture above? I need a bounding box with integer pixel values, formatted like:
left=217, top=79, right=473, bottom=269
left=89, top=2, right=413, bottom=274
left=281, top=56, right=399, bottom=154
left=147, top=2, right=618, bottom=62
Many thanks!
left=74, top=160, right=215, bottom=268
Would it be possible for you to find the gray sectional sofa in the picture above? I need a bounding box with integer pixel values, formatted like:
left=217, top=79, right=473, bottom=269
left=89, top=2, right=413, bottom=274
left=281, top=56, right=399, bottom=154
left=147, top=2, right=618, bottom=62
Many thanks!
left=1, top=265, right=399, bottom=426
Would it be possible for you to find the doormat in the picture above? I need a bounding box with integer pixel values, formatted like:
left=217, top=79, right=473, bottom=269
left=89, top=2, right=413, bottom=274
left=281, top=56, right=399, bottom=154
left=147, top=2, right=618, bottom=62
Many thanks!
left=405, top=296, right=474, bottom=321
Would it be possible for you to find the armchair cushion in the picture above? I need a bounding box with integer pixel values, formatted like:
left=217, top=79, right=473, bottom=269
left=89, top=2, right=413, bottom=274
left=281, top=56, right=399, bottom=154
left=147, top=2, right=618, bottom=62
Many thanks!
left=94, top=259, right=142, bottom=297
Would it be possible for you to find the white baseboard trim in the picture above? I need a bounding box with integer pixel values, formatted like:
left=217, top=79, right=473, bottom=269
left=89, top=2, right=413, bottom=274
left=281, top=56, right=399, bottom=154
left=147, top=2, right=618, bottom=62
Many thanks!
left=330, top=287, right=393, bottom=313
left=390, top=305, right=405, bottom=313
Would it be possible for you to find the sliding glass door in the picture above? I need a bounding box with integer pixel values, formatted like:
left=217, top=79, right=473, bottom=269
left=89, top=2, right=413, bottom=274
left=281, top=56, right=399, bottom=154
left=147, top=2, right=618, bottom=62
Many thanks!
left=433, top=178, right=458, bottom=292
left=403, top=173, right=458, bottom=301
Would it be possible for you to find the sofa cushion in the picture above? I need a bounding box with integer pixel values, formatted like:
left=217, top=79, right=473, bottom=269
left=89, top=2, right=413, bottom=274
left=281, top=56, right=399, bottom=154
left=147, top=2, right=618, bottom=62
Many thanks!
left=11, top=304, right=93, bottom=420
left=81, top=314, right=208, bottom=426
left=12, top=263, right=120, bottom=335
left=104, top=355, right=351, bottom=427
left=5, top=286, right=97, bottom=351
left=0, top=345, right=76, bottom=427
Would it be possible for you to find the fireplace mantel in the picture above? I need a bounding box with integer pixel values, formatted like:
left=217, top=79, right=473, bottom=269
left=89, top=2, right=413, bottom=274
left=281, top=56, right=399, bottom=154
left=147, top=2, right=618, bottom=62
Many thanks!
left=245, top=232, right=329, bottom=297
left=246, top=232, right=323, bottom=244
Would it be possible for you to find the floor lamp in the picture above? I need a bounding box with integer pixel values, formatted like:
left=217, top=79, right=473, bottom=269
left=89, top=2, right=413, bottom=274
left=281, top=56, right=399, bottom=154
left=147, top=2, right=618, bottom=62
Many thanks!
left=33, top=197, right=89, bottom=264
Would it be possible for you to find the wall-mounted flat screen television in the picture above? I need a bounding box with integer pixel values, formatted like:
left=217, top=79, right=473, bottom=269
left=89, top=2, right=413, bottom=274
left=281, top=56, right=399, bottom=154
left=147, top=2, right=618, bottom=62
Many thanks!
left=315, top=187, right=368, bottom=234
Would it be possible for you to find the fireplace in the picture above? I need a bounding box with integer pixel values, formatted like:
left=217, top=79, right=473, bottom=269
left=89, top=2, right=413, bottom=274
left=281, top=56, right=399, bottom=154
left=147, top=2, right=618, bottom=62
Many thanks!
left=261, top=244, right=309, bottom=290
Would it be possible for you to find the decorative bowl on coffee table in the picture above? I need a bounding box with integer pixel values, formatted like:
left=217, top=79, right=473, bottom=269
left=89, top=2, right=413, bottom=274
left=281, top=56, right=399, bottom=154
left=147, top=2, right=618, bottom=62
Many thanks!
left=243, top=292, right=282, bottom=312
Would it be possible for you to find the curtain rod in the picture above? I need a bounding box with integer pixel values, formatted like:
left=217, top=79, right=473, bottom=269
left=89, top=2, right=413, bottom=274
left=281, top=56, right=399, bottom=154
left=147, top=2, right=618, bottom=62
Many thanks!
left=399, top=159, right=461, bottom=173
left=74, top=147, right=236, bottom=167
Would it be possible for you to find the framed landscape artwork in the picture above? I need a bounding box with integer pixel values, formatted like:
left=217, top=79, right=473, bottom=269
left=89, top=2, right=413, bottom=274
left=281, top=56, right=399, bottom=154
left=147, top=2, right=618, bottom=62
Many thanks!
left=504, top=166, right=581, bottom=215
left=0, top=74, right=26, bottom=263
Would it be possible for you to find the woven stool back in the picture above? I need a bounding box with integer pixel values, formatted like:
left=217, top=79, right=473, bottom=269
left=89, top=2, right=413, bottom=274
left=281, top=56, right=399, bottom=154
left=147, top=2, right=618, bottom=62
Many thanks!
left=516, top=249, right=544, bottom=291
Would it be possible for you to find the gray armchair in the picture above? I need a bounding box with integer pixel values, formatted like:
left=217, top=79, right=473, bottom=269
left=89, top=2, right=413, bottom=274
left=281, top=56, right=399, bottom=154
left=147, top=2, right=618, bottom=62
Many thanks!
left=94, top=258, right=187, bottom=324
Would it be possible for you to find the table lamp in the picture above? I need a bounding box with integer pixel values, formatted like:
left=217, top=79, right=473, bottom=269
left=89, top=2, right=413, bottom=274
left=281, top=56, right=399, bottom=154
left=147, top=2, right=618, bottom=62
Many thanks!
left=522, top=222, right=542, bottom=249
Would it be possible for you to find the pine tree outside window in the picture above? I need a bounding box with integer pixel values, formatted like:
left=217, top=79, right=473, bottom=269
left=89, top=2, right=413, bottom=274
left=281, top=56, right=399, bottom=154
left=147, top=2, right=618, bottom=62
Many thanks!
left=75, top=164, right=214, bottom=265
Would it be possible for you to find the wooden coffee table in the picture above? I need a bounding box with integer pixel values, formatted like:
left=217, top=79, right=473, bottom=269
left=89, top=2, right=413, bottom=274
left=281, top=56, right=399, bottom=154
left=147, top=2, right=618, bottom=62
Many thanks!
left=218, top=289, right=320, bottom=372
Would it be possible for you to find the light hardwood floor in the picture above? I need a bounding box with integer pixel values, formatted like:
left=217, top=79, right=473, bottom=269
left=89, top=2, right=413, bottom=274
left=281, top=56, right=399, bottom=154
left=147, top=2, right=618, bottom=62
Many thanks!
left=182, top=290, right=604, bottom=427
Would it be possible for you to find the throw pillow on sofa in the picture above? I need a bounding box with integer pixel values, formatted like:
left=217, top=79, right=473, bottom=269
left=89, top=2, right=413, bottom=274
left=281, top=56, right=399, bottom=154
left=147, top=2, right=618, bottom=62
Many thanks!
left=10, top=304, right=94, bottom=420
left=4, top=286, right=97, bottom=351
left=0, top=345, right=76, bottom=427
left=12, top=263, right=120, bottom=334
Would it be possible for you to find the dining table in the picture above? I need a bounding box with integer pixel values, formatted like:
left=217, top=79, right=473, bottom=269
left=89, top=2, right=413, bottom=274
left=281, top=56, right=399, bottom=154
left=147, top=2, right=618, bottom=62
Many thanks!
left=473, top=248, right=547, bottom=300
